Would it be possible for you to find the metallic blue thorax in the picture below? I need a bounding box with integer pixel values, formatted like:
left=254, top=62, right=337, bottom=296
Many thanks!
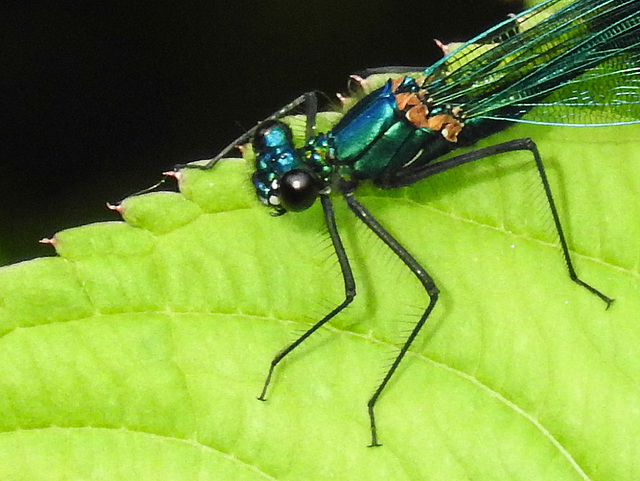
left=252, top=77, right=455, bottom=210
left=331, top=77, right=448, bottom=180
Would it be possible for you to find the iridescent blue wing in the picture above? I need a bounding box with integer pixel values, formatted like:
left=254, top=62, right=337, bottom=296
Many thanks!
left=423, top=0, right=640, bottom=126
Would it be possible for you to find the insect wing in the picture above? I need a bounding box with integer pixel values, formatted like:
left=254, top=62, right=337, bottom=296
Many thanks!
left=511, top=49, right=640, bottom=126
left=423, top=0, right=640, bottom=126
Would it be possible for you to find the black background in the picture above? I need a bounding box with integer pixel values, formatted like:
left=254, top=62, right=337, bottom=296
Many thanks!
left=2, top=0, right=523, bottom=264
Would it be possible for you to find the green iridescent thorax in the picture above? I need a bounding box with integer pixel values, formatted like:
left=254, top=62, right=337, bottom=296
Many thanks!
left=302, top=132, right=335, bottom=187
left=328, top=78, right=455, bottom=181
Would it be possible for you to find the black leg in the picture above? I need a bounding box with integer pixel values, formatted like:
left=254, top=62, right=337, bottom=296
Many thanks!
left=258, top=194, right=356, bottom=401
left=175, top=91, right=319, bottom=171
left=376, top=137, right=613, bottom=307
left=343, top=193, right=439, bottom=447
left=303, top=91, right=318, bottom=143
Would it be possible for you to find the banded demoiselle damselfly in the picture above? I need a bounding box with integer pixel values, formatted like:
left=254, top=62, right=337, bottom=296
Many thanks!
left=176, top=0, right=640, bottom=446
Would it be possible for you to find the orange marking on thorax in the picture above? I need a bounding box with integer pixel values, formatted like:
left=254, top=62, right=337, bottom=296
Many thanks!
left=426, top=114, right=464, bottom=142
left=391, top=76, right=464, bottom=142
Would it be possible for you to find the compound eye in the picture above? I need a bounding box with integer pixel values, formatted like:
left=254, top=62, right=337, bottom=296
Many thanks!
left=280, top=169, right=319, bottom=212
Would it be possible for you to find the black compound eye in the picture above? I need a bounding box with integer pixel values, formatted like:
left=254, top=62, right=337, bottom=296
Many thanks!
left=280, top=169, right=320, bottom=212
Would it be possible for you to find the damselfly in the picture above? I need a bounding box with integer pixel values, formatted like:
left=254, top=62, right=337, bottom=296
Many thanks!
left=177, top=0, right=640, bottom=446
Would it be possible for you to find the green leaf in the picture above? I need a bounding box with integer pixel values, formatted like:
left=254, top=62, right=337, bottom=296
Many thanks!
left=0, top=115, right=639, bottom=480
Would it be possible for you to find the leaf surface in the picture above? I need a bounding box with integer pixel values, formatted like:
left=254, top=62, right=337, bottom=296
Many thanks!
left=0, top=116, right=639, bottom=480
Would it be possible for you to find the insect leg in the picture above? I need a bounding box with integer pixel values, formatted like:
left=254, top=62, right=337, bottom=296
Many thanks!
left=376, top=137, right=613, bottom=306
left=175, top=91, right=319, bottom=171
left=258, top=194, right=356, bottom=401
left=343, top=192, right=439, bottom=447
